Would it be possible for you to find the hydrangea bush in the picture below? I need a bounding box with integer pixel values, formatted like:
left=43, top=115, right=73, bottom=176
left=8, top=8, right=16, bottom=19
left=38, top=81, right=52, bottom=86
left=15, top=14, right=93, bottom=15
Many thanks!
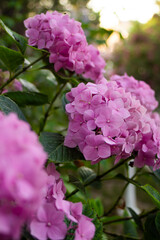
left=0, top=10, right=160, bottom=240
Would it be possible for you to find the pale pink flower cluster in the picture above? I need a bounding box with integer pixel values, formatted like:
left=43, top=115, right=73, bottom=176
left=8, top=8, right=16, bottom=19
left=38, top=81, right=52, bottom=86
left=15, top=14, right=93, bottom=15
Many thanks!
left=24, top=11, right=105, bottom=81
left=30, top=163, right=95, bottom=240
left=64, top=80, right=160, bottom=169
left=110, top=73, right=158, bottom=112
left=0, top=69, right=22, bottom=93
left=0, top=113, right=47, bottom=240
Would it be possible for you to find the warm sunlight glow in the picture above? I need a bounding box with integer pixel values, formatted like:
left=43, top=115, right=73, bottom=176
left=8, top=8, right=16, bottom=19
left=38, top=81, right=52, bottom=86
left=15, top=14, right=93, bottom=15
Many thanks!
left=88, top=0, right=159, bottom=29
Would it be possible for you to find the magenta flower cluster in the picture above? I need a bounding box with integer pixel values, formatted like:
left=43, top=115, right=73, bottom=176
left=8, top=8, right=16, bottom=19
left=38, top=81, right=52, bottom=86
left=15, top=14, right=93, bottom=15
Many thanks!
left=0, top=113, right=47, bottom=240
left=24, top=11, right=105, bottom=82
left=111, top=73, right=158, bottom=112
left=64, top=78, right=160, bottom=169
left=30, top=163, right=95, bottom=240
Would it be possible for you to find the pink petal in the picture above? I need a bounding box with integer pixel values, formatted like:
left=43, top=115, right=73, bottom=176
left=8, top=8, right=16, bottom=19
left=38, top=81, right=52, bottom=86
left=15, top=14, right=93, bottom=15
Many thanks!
left=30, top=221, right=47, bottom=240
left=87, top=120, right=96, bottom=130
left=48, top=224, right=67, bottom=240
left=98, top=144, right=111, bottom=158
left=54, top=61, right=63, bottom=72
left=83, top=146, right=99, bottom=161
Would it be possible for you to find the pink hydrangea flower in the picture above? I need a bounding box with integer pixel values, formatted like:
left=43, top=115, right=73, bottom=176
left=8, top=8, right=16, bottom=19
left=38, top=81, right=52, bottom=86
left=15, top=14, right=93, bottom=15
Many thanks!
left=83, top=44, right=106, bottom=82
left=24, top=12, right=105, bottom=81
left=110, top=73, right=158, bottom=111
left=0, top=112, right=47, bottom=239
left=30, top=163, right=95, bottom=240
left=75, top=215, right=95, bottom=240
left=64, top=80, right=160, bottom=169
left=30, top=202, right=67, bottom=240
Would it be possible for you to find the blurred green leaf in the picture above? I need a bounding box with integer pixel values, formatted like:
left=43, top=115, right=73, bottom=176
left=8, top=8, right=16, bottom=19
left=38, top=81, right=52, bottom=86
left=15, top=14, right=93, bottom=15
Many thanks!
left=141, top=184, right=160, bottom=208
left=102, top=233, right=108, bottom=240
left=69, top=175, right=85, bottom=193
left=144, top=213, right=160, bottom=240
left=128, top=207, right=144, bottom=231
left=19, top=78, right=39, bottom=92
left=155, top=211, right=160, bottom=234
left=152, top=168, right=160, bottom=181
left=0, top=46, right=24, bottom=71
left=78, top=166, right=96, bottom=184
left=0, top=95, right=26, bottom=121
left=27, top=45, right=48, bottom=53
left=0, top=19, right=27, bottom=54
left=123, top=209, right=138, bottom=238
left=62, top=93, right=69, bottom=111
left=101, top=215, right=124, bottom=224
left=4, top=91, right=49, bottom=106
left=39, top=132, right=84, bottom=163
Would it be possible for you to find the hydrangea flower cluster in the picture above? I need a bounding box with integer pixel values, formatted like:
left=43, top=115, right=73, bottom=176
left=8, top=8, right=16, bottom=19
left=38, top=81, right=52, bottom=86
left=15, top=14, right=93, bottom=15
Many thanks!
left=64, top=80, right=160, bottom=169
left=0, top=69, right=22, bottom=93
left=0, top=112, right=47, bottom=240
left=30, top=163, right=95, bottom=240
left=110, top=73, right=158, bottom=112
left=24, top=11, right=105, bottom=82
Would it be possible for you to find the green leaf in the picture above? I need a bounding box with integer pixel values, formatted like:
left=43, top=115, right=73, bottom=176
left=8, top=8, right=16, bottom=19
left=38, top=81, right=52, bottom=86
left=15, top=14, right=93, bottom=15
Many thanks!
left=0, top=19, right=27, bottom=54
left=144, top=213, right=160, bottom=240
left=27, top=45, right=48, bottom=53
left=101, top=215, right=124, bottom=224
left=62, top=93, right=69, bottom=111
left=0, top=46, right=24, bottom=72
left=123, top=209, right=138, bottom=238
left=141, top=184, right=160, bottom=208
left=4, top=91, right=49, bottom=107
left=78, top=166, right=96, bottom=184
left=83, top=200, right=103, bottom=240
left=128, top=207, right=144, bottom=231
left=102, top=233, right=108, bottom=240
left=0, top=95, right=26, bottom=121
left=152, top=168, right=160, bottom=181
left=69, top=175, right=85, bottom=193
left=87, top=198, right=104, bottom=217
left=19, top=79, right=39, bottom=92
left=39, top=132, right=84, bottom=163
left=155, top=211, right=160, bottom=234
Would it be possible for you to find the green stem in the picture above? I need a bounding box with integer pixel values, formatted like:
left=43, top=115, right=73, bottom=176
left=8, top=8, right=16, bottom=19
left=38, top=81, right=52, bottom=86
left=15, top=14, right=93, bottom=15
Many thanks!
left=96, top=158, right=130, bottom=180
left=103, top=207, right=158, bottom=225
left=38, top=83, right=66, bottom=134
left=0, top=53, right=48, bottom=92
left=103, top=168, right=142, bottom=216
left=66, top=157, right=130, bottom=199
left=97, top=162, right=100, bottom=176
left=103, top=231, right=142, bottom=240
left=104, top=182, right=129, bottom=216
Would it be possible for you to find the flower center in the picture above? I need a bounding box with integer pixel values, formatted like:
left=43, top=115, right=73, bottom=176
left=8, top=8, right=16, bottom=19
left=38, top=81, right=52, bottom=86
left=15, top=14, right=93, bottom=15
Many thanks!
left=47, top=222, right=51, bottom=227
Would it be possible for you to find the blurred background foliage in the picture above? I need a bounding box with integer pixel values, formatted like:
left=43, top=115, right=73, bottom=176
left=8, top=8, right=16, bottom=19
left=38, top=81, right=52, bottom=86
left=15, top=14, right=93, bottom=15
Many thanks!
left=110, top=14, right=160, bottom=100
